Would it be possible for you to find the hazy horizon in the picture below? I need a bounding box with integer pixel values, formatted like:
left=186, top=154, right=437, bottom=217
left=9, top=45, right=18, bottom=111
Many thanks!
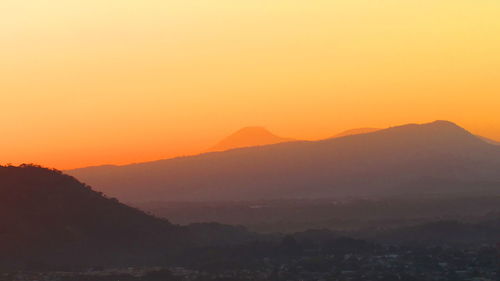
left=3, top=120, right=498, bottom=170
left=2, top=0, right=500, bottom=169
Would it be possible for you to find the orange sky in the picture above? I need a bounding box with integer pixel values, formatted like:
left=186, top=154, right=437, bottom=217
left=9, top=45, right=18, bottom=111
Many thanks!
left=1, top=0, right=499, bottom=169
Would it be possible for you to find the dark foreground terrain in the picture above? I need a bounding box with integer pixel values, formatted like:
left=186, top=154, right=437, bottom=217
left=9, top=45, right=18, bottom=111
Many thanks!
left=0, top=165, right=257, bottom=268
left=1, top=165, right=498, bottom=281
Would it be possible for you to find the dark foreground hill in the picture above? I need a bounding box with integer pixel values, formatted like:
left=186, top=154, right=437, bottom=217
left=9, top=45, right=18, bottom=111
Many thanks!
left=0, top=165, right=255, bottom=269
left=68, top=121, right=500, bottom=202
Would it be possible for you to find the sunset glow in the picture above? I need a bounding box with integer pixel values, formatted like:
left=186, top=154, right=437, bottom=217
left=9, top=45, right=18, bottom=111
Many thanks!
left=1, top=0, right=499, bottom=169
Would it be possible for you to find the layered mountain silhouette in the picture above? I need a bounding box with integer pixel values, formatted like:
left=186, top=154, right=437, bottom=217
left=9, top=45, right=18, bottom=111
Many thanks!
left=0, top=165, right=254, bottom=268
left=208, top=126, right=294, bottom=152
left=68, top=121, right=500, bottom=202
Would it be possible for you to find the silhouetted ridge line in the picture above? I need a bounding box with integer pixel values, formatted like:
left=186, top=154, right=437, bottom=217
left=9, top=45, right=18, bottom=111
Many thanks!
left=67, top=120, right=500, bottom=202
left=332, top=128, right=381, bottom=138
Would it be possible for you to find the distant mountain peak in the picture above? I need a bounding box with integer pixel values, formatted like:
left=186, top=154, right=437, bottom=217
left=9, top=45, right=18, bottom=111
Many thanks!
left=364, top=120, right=488, bottom=149
left=209, top=126, right=294, bottom=152
left=386, top=120, right=470, bottom=134
left=426, top=120, right=463, bottom=129
left=329, top=121, right=465, bottom=140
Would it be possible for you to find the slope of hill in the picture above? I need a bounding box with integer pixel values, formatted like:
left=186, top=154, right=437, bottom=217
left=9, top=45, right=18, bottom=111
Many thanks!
left=332, top=128, right=381, bottom=138
left=477, top=135, right=500, bottom=145
left=208, top=126, right=294, bottom=152
left=0, top=165, right=255, bottom=268
left=68, top=121, right=500, bottom=202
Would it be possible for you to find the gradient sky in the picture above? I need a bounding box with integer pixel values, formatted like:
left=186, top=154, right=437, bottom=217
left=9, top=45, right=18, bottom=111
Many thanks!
left=1, top=0, right=500, bottom=169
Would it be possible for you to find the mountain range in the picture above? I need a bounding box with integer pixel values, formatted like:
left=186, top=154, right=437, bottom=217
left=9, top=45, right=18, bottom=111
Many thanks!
left=2, top=122, right=499, bottom=270
left=67, top=121, right=500, bottom=202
